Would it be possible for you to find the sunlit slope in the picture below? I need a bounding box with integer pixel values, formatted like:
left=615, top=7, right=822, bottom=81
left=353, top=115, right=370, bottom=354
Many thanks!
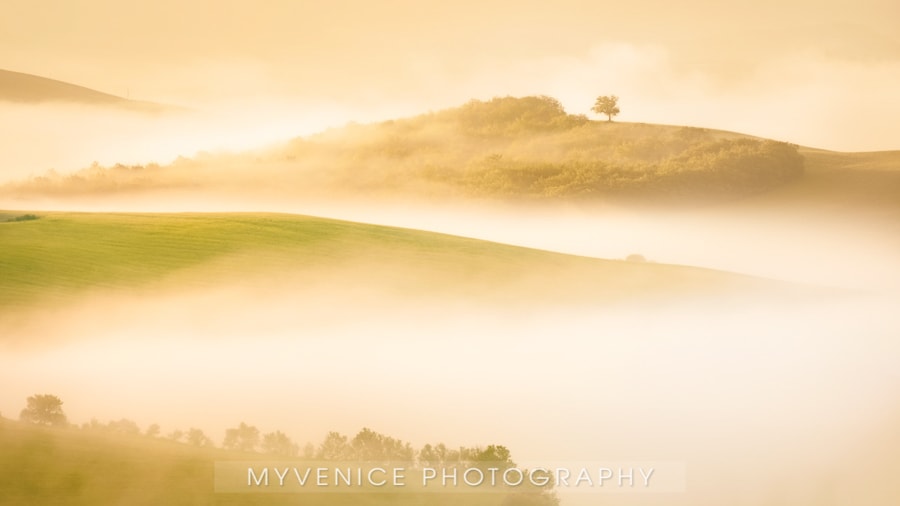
left=0, top=212, right=770, bottom=314
left=0, top=418, right=507, bottom=506
left=0, top=418, right=218, bottom=506
left=750, top=148, right=900, bottom=212
left=0, top=96, right=805, bottom=202
left=3, top=95, right=896, bottom=209
left=0, top=69, right=171, bottom=112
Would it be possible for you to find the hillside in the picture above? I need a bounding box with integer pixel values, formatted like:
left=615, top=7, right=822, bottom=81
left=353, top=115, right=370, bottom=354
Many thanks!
left=0, top=69, right=172, bottom=113
left=0, top=95, right=808, bottom=204
left=0, top=211, right=776, bottom=323
left=285, top=99, right=804, bottom=202
left=0, top=417, right=534, bottom=506
left=751, top=148, right=900, bottom=212
left=0, top=417, right=224, bottom=506
left=1, top=95, right=897, bottom=214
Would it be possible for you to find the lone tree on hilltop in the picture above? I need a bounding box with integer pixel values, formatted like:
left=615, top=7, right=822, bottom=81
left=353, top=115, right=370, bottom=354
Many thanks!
left=20, top=394, right=68, bottom=427
left=592, top=95, right=620, bottom=121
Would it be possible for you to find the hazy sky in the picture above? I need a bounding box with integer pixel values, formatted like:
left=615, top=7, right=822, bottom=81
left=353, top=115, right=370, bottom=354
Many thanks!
left=2, top=0, right=899, bottom=151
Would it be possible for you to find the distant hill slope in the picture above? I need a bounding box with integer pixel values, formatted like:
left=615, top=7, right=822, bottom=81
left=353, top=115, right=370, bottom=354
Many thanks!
left=0, top=69, right=173, bottom=113
left=764, top=148, right=900, bottom=210
left=3, top=95, right=896, bottom=213
left=0, top=212, right=775, bottom=322
left=0, top=95, right=808, bottom=203
left=264, top=96, right=807, bottom=202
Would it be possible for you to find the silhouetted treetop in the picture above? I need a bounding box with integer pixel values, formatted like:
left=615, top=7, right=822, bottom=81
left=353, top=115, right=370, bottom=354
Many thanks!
left=592, top=95, right=620, bottom=121
left=451, top=95, right=588, bottom=136
left=19, top=394, right=67, bottom=427
left=223, top=422, right=259, bottom=452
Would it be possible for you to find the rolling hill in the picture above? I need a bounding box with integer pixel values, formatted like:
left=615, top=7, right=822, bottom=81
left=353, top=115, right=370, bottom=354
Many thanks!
left=0, top=95, right=807, bottom=203
left=0, top=69, right=174, bottom=113
left=0, top=417, right=224, bottom=506
left=1, top=211, right=769, bottom=505
left=0, top=211, right=779, bottom=325
left=754, top=148, right=900, bottom=212
left=0, top=417, right=530, bottom=506
left=1, top=95, right=897, bottom=215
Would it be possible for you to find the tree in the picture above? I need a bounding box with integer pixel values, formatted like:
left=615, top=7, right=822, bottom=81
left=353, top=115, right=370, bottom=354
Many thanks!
left=591, top=95, right=620, bottom=122
left=349, top=427, right=414, bottom=462
left=262, top=430, right=298, bottom=456
left=223, top=422, right=260, bottom=452
left=302, top=442, right=315, bottom=459
left=145, top=423, right=161, bottom=438
left=19, top=394, right=68, bottom=427
left=317, top=431, right=352, bottom=460
left=107, top=418, right=141, bottom=435
left=455, top=95, right=587, bottom=136
left=187, top=428, right=214, bottom=447
left=469, top=444, right=515, bottom=470
left=419, top=443, right=459, bottom=467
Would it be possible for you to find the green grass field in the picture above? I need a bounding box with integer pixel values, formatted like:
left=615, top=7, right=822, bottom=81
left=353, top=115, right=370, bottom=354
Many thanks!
left=0, top=211, right=773, bottom=318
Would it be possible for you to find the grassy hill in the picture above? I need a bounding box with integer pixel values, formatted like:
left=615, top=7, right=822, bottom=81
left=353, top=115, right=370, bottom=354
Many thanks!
left=754, top=148, right=900, bottom=212
left=2, top=95, right=897, bottom=212
left=0, top=69, right=173, bottom=113
left=0, top=417, right=221, bottom=506
left=0, top=417, right=532, bottom=506
left=286, top=96, right=804, bottom=202
left=0, top=95, right=808, bottom=203
left=0, top=211, right=773, bottom=321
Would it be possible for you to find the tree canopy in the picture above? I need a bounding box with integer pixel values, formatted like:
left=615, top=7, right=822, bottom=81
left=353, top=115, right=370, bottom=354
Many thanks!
left=19, top=394, right=68, bottom=427
left=222, top=422, right=260, bottom=452
left=592, top=95, right=620, bottom=121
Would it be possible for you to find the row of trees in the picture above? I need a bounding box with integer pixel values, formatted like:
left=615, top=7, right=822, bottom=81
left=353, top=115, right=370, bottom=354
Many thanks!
left=15, top=395, right=517, bottom=465
left=13, top=395, right=558, bottom=505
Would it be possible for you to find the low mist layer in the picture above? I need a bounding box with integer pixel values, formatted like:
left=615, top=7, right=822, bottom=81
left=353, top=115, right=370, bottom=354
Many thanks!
left=3, top=2, right=899, bottom=504
left=1, top=236, right=898, bottom=505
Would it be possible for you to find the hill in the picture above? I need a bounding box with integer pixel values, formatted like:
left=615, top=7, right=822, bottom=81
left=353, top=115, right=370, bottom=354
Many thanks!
left=0, top=95, right=808, bottom=203
left=284, top=97, right=804, bottom=202
left=3, top=94, right=896, bottom=221
left=0, top=211, right=776, bottom=325
left=0, top=69, right=173, bottom=113
left=0, top=417, right=538, bottom=506
left=750, top=148, right=900, bottom=212
left=0, top=417, right=224, bottom=506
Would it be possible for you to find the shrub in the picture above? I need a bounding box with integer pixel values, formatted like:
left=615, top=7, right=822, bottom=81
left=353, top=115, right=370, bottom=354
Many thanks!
left=8, top=214, right=39, bottom=222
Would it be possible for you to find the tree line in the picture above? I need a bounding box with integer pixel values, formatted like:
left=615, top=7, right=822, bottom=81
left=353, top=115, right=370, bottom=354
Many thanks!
left=15, top=394, right=520, bottom=466
left=10, top=394, right=559, bottom=505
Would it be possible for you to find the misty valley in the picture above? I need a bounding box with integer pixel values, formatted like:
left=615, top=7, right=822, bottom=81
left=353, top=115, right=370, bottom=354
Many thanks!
left=2, top=72, right=900, bottom=506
